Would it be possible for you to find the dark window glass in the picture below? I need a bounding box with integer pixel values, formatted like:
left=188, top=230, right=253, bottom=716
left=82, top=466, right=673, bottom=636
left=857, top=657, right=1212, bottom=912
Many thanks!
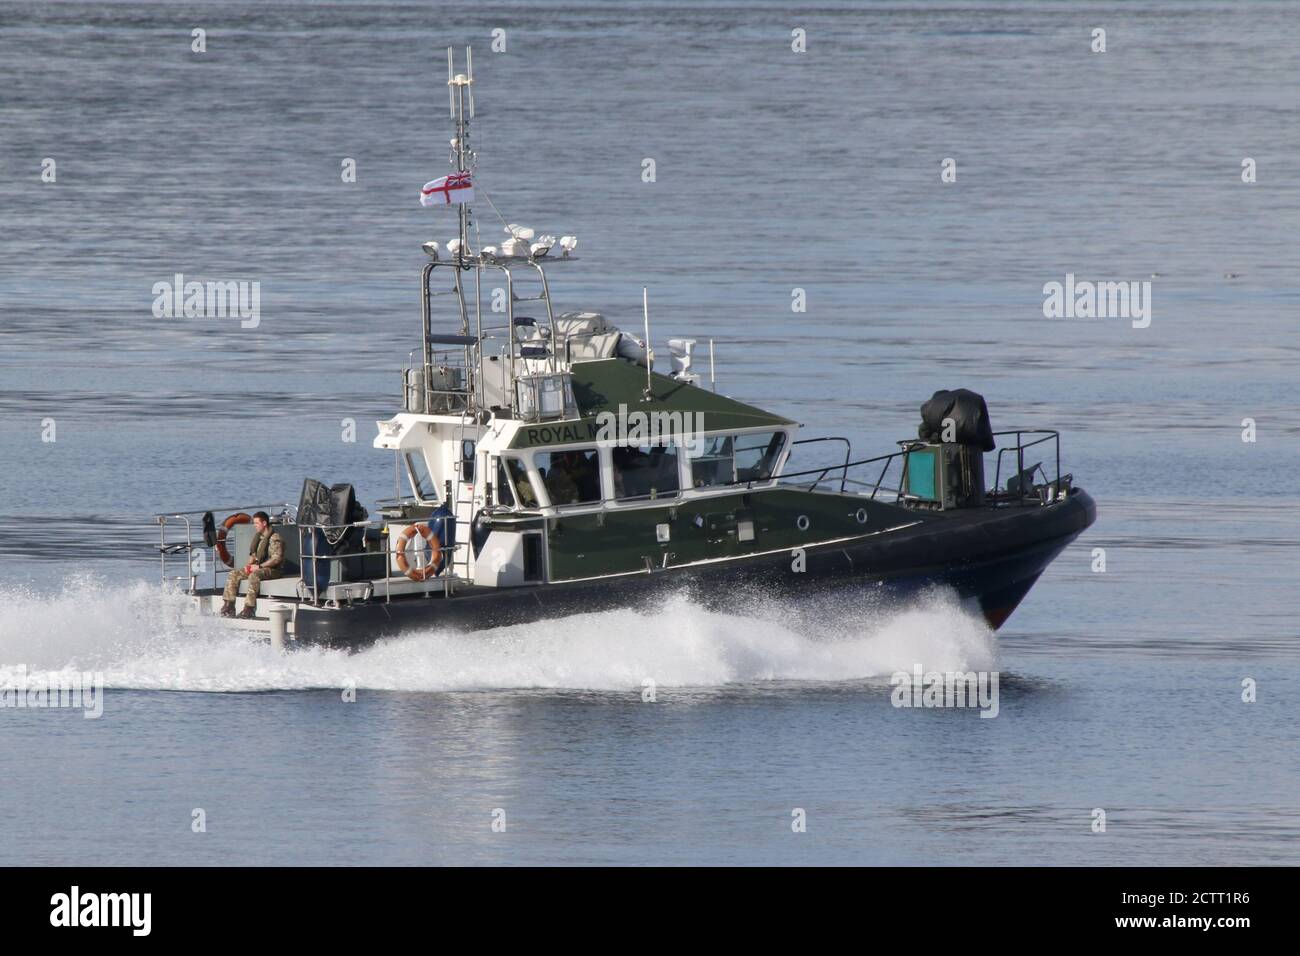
left=496, top=458, right=515, bottom=507
left=503, top=456, right=538, bottom=508
left=688, top=435, right=733, bottom=488
left=406, top=452, right=435, bottom=501
left=535, top=448, right=601, bottom=506
left=612, top=444, right=680, bottom=500
left=688, top=432, right=786, bottom=487
left=734, top=432, right=786, bottom=482
left=461, top=439, right=476, bottom=482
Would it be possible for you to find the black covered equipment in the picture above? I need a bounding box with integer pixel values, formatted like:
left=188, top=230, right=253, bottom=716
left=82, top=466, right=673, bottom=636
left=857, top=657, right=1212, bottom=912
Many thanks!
left=298, top=478, right=369, bottom=535
left=297, top=478, right=332, bottom=528
left=297, top=478, right=374, bottom=589
left=919, top=389, right=996, bottom=452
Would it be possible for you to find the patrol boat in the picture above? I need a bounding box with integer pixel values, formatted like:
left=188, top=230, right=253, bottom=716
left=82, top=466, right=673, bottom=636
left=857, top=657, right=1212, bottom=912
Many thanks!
left=155, top=49, right=1095, bottom=650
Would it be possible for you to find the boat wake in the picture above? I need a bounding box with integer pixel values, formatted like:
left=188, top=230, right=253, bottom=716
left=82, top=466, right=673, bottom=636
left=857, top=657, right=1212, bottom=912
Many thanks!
left=0, top=574, right=996, bottom=694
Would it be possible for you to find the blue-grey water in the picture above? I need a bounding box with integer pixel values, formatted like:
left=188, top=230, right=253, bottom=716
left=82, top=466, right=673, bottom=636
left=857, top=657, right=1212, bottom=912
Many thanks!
left=1, top=0, right=1297, bottom=865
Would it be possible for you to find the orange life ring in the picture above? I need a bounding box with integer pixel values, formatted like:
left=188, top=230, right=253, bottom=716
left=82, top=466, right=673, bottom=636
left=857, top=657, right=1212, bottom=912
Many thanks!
left=216, top=512, right=251, bottom=567
left=394, top=523, right=443, bottom=581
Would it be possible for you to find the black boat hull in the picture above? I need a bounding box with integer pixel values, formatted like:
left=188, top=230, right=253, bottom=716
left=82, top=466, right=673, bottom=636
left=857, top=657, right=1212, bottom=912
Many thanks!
left=283, top=489, right=1095, bottom=649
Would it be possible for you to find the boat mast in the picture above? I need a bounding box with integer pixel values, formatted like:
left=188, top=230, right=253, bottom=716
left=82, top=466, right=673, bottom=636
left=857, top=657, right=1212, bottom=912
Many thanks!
left=447, top=46, right=474, bottom=268
left=443, top=46, right=479, bottom=416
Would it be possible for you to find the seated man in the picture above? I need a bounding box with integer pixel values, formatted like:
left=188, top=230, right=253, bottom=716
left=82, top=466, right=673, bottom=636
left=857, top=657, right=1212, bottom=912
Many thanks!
left=221, top=511, right=285, bottom=619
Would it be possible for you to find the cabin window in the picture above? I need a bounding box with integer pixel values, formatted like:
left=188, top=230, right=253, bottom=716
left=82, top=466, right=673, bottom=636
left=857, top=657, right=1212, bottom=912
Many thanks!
left=612, top=444, right=680, bottom=501
left=495, top=458, right=515, bottom=507
left=734, top=431, right=786, bottom=482
left=688, top=431, right=787, bottom=488
left=688, top=435, right=734, bottom=488
left=460, top=439, right=476, bottom=483
left=535, top=447, right=601, bottom=506
left=503, top=456, right=538, bottom=508
left=406, top=452, right=435, bottom=501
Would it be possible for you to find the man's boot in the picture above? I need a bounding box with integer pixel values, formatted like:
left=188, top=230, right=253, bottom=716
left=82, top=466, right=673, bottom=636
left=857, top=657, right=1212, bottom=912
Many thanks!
left=237, top=605, right=256, bottom=620
left=219, top=601, right=236, bottom=618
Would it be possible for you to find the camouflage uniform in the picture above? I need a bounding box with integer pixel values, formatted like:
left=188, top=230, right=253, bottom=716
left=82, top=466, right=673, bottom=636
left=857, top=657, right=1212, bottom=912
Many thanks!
left=223, top=528, right=285, bottom=611
left=542, top=461, right=580, bottom=505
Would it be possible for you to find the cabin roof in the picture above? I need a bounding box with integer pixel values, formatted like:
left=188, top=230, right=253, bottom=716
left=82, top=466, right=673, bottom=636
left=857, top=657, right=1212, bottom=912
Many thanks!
left=507, top=358, right=795, bottom=449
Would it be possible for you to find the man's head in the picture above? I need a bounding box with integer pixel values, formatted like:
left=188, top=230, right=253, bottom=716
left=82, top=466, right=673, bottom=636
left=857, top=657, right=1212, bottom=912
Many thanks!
left=253, top=511, right=271, bottom=533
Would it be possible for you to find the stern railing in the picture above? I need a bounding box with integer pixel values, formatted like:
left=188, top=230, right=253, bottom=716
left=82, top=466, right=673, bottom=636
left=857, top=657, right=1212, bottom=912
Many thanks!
left=155, top=503, right=295, bottom=592
left=156, top=505, right=464, bottom=602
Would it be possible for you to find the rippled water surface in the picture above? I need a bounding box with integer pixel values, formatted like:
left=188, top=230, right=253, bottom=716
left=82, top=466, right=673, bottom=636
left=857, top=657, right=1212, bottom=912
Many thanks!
left=1, top=0, right=1297, bottom=865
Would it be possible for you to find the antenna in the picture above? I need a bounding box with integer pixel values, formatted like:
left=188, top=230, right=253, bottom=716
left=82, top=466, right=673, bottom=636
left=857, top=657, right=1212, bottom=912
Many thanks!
left=446, top=48, right=455, bottom=118
left=466, top=46, right=474, bottom=117
left=642, top=287, right=653, bottom=400
left=445, top=46, right=476, bottom=262
left=709, top=338, right=716, bottom=392
left=445, top=45, right=475, bottom=169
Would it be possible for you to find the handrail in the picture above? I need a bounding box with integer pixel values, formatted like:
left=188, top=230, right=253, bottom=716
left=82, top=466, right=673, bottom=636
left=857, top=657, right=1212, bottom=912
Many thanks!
left=154, top=502, right=296, bottom=521
left=156, top=514, right=195, bottom=591
left=990, top=429, right=1062, bottom=506
left=774, top=428, right=1066, bottom=507
left=299, top=516, right=463, bottom=605
left=157, top=507, right=467, bottom=602
left=156, top=504, right=297, bottom=592
left=789, top=436, right=852, bottom=492
left=776, top=449, right=903, bottom=484
left=774, top=446, right=912, bottom=500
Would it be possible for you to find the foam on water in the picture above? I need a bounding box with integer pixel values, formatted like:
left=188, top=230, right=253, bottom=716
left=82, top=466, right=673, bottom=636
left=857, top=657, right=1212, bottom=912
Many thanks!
left=0, top=574, right=996, bottom=693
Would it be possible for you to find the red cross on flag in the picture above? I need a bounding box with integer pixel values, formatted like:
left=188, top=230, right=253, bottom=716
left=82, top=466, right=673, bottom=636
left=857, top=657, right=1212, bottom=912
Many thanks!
left=420, top=172, right=474, bottom=207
